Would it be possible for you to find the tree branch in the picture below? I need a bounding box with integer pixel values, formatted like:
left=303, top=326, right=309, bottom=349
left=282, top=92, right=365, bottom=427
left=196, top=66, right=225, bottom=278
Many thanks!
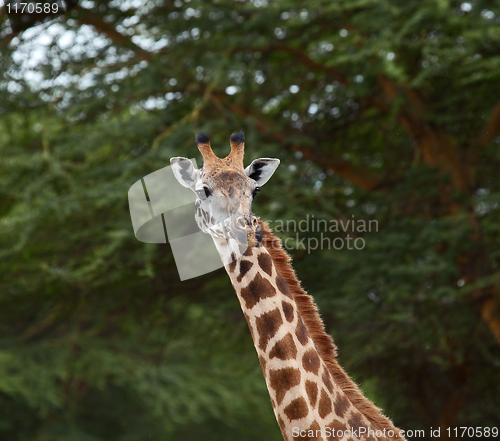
left=228, top=43, right=348, bottom=85
left=211, top=93, right=382, bottom=191
left=479, top=295, right=500, bottom=347
left=75, top=6, right=152, bottom=61
left=438, top=363, right=469, bottom=440
left=0, top=6, right=17, bottom=46
left=151, top=83, right=216, bottom=151
left=475, top=101, right=500, bottom=150
left=270, top=44, right=350, bottom=85
left=229, top=44, right=391, bottom=117
left=376, top=73, right=473, bottom=192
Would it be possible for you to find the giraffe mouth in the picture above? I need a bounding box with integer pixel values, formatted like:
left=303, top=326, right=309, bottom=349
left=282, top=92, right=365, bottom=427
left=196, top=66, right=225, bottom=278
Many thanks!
left=228, top=214, right=262, bottom=248
left=243, top=225, right=262, bottom=247
left=230, top=225, right=262, bottom=248
left=254, top=225, right=263, bottom=245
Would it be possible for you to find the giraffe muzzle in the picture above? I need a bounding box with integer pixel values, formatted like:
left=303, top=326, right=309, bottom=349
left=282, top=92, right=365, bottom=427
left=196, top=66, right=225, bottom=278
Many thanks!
left=234, top=215, right=262, bottom=247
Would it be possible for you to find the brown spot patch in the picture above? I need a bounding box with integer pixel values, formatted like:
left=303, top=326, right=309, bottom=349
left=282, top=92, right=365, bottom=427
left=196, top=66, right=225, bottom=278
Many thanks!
left=295, top=318, right=309, bottom=345
left=269, top=333, right=297, bottom=360
left=243, top=312, right=254, bottom=339
left=284, top=397, right=309, bottom=420
left=297, top=421, right=323, bottom=441
left=212, top=170, right=243, bottom=189
left=258, top=253, right=273, bottom=276
left=237, top=259, right=253, bottom=283
left=302, top=349, right=321, bottom=374
left=240, top=272, right=277, bottom=309
left=269, top=367, right=301, bottom=405
left=255, top=308, right=283, bottom=351
left=325, top=420, right=347, bottom=441
left=348, top=413, right=364, bottom=432
left=318, top=388, right=332, bottom=418
left=277, top=416, right=288, bottom=441
left=305, top=380, right=318, bottom=406
left=333, top=394, right=350, bottom=418
left=228, top=252, right=237, bottom=273
left=243, top=247, right=253, bottom=257
left=282, top=301, right=294, bottom=322
left=276, top=273, right=293, bottom=298
left=322, top=370, right=334, bottom=393
left=258, top=356, right=267, bottom=374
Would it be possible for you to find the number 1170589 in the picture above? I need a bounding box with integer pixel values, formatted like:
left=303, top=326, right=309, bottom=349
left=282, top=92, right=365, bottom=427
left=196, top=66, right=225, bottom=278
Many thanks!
left=6, top=3, right=60, bottom=14
left=446, top=427, right=498, bottom=438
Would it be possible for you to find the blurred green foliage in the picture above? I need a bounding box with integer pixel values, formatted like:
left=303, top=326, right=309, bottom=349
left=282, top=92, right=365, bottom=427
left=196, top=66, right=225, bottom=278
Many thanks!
left=1, top=0, right=500, bottom=439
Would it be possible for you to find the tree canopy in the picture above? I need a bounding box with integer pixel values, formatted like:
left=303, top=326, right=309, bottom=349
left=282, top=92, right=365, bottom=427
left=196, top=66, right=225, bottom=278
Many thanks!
left=1, top=1, right=499, bottom=440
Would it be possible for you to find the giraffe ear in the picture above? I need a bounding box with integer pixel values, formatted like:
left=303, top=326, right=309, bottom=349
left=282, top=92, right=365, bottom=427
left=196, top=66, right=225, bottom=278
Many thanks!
left=245, top=158, right=280, bottom=186
left=170, top=157, right=199, bottom=188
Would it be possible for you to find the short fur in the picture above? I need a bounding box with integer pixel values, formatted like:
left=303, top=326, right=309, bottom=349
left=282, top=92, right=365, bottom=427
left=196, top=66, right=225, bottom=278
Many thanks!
left=197, top=132, right=245, bottom=171
left=230, top=131, right=245, bottom=144
left=196, top=132, right=210, bottom=144
left=259, top=220, right=403, bottom=437
left=185, top=131, right=402, bottom=438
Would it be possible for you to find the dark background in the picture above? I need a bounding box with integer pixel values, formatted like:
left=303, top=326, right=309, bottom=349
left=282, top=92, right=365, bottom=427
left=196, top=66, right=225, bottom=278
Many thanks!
left=1, top=1, right=499, bottom=440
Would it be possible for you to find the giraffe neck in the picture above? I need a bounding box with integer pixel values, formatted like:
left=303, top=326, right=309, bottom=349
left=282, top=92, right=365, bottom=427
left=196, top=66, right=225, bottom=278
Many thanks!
left=221, top=221, right=405, bottom=441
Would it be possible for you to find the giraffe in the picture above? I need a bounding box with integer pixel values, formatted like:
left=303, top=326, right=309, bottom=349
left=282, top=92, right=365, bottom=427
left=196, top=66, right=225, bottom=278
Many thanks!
left=170, top=132, right=406, bottom=441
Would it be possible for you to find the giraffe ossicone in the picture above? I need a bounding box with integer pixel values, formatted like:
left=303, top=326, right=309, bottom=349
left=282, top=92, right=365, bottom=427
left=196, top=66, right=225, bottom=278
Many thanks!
left=170, top=132, right=405, bottom=441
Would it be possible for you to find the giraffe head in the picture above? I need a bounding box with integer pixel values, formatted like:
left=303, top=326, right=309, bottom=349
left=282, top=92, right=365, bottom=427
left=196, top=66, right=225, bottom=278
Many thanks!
left=170, top=132, right=279, bottom=250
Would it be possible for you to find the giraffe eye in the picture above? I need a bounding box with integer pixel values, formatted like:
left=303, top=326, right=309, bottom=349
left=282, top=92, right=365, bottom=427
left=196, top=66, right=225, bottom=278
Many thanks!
left=196, top=186, right=211, bottom=200
left=252, top=187, right=261, bottom=197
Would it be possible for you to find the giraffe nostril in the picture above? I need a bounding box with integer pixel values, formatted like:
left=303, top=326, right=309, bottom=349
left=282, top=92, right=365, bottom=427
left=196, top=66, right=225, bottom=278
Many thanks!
left=252, top=217, right=258, bottom=228
left=255, top=227, right=263, bottom=243
left=236, top=216, right=246, bottom=229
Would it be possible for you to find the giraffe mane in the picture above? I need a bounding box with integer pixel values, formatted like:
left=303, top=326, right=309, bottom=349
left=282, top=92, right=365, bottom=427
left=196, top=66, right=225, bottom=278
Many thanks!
left=258, top=220, right=402, bottom=435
